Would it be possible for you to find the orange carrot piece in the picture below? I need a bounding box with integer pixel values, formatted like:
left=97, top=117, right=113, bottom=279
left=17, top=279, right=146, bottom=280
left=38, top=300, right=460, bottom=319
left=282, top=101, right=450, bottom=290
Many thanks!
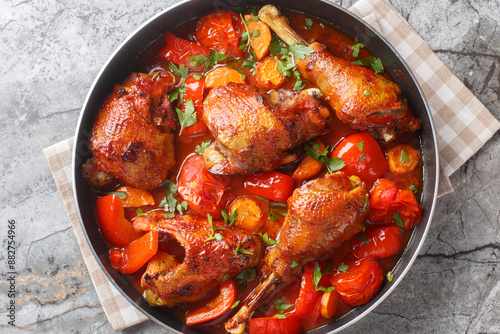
left=320, top=290, right=339, bottom=319
left=386, top=144, right=420, bottom=175
left=293, top=139, right=326, bottom=181
left=255, top=56, right=286, bottom=89
left=244, top=15, right=272, bottom=60
left=115, top=186, right=155, bottom=208
left=204, top=66, right=245, bottom=88
left=230, top=197, right=264, bottom=233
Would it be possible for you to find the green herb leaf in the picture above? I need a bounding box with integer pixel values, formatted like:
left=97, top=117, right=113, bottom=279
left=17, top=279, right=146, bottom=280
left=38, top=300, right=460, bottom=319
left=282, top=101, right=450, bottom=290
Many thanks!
left=136, top=208, right=148, bottom=216
left=270, top=35, right=287, bottom=56
left=304, top=143, right=345, bottom=173
left=357, top=141, right=365, bottom=152
left=363, top=89, right=371, bottom=96
left=360, top=153, right=366, bottom=162
left=228, top=209, right=238, bottom=226
left=305, top=18, right=313, bottom=30
left=352, top=43, right=364, bottom=58
left=195, top=139, right=211, bottom=154
left=393, top=212, right=404, bottom=232
left=408, top=184, right=418, bottom=193
left=312, top=262, right=322, bottom=287
left=188, top=50, right=227, bottom=71
left=387, top=271, right=394, bottom=282
left=291, top=261, right=299, bottom=268
left=204, top=233, right=224, bottom=242
left=319, top=23, right=325, bottom=29
left=258, top=304, right=270, bottom=312
left=337, top=263, right=350, bottom=272
left=323, top=262, right=334, bottom=274
left=192, top=73, right=203, bottom=80
left=360, top=193, right=369, bottom=212
left=168, top=63, right=189, bottom=79
left=352, top=55, right=384, bottom=73
left=276, top=314, right=287, bottom=319
left=162, top=212, right=175, bottom=219
left=176, top=99, right=197, bottom=135
left=231, top=300, right=240, bottom=309
left=236, top=267, right=256, bottom=285
left=256, top=232, right=277, bottom=246
left=400, top=148, right=410, bottom=163
left=288, top=43, right=315, bottom=60
left=360, top=235, right=370, bottom=244
left=268, top=201, right=287, bottom=222
left=274, top=298, right=293, bottom=314
left=221, top=274, right=230, bottom=282
left=316, top=285, right=336, bottom=293
left=91, top=189, right=127, bottom=200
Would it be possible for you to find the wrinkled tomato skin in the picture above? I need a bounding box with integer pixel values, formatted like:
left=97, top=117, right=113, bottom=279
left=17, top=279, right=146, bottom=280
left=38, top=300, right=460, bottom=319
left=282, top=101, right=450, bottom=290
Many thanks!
left=177, top=155, right=226, bottom=219
left=195, top=11, right=243, bottom=57
left=331, top=132, right=389, bottom=183
left=248, top=314, right=302, bottom=334
left=331, top=258, right=385, bottom=307
left=244, top=171, right=296, bottom=203
left=369, top=178, right=422, bottom=229
left=351, top=226, right=404, bottom=259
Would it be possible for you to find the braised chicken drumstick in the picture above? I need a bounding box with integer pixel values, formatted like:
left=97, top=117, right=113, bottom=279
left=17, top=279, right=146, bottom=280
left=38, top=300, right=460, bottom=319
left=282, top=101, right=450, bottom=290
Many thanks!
left=84, top=70, right=177, bottom=189
left=202, top=83, right=329, bottom=175
left=226, top=172, right=369, bottom=333
left=133, top=212, right=264, bottom=307
left=259, top=5, right=420, bottom=141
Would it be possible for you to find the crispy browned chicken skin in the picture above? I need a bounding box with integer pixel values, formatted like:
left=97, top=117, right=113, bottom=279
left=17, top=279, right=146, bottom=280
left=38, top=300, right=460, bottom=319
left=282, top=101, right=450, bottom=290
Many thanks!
left=86, top=70, right=177, bottom=189
left=258, top=4, right=420, bottom=141
left=202, top=83, right=329, bottom=175
left=226, top=172, right=369, bottom=333
left=133, top=212, right=264, bottom=307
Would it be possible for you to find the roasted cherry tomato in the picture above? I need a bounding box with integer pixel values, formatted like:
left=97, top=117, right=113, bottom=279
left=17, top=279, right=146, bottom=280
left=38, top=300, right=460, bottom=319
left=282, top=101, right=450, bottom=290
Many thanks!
left=110, top=230, right=158, bottom=274
left=186, top=278, right=237, bottom=325
left=248, top=313, right=302, bottom=334
left=244, top=171, right=296, bottom=203
left=96, top=194, right=140, bottom=246
left=295, top=261, right=332, bottom=323
left=370, top=178, right=422, bottom=230
left=177, top=154, right=226, bottom=219
left=180, top=75, right=207, bottom=136
left=195, top=11, right=243, bottom=57
left=331, top=132, right=389, bottom=183
left=331, top=258, right=385, bottom=307
left=159, top=31, right=210, bottom=70
left=351, top=226, right=404, bottom=259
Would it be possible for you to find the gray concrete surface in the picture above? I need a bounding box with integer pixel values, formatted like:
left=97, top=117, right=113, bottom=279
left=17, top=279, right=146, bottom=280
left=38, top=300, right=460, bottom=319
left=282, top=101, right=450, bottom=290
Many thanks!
left=0, top=0, right=498, bottom=333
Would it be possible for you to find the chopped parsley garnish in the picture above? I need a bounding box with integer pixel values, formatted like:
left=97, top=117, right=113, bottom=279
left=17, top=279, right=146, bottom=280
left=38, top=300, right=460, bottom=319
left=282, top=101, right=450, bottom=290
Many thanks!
left=192, top=73, right=203, bottom=80
left=364, top=89, right=371, bottom=96
left=400, top=148, right=410, bottom=163
left=242, top=50, right=257, bottom=72
left=274, top=298, right=293, bottom=316
left=160, top=180, right=186, bottom=215
left=195, top=139, right=211, bottom=154
left=360, top=153, right=366, bottom=162
left=337, top=263, right=350, bottom=272
left=386, top=271, right=394, bottom=282
left=221, top=274, right=230, bottom=282
left=231, top=300, right=240, bottom=309
left=162, top=212, right=175, bottom=219
left=256, top=231, right=277, bottom=246
left=258, top=304, right=270, bottom=312
left=393, top=212, right=404, bottom=232
left=176, top=99, right=197, bottom=135
left=352, top=55, right=384, bottom=74
left=408, top=184, right=418, bottom=193
left=357, top=141, right=365, bottom=152
left=319, top=22, right=325, bottom=29
left=91, top=189, right=127, bottom=200
left=271, top=40, right=314, bottom=91
left=268, top=201, right=288, bottom=222
left=188, top=50, right=227, bottom=71
left=359, top=235, right=370, bottom=244
left=360, top=193, right=369, bottom=212
left=312, top=262, right=336, bottom=293
left=136, top=208, right=148, bottom=216
left=352, top=43, right=364, bottom=58
left=236, top=267, right=256, bottom=285
left=270, top=35, right=287, bottom=56
left=221, top=209, right=238, bottom=226
left=304, top=142, right=345, bottom=173
left=305, top=18, right=313, bottom=30
left=291, top=261, right=299, bottom=268
left=204, top=213, right=227, bottom=242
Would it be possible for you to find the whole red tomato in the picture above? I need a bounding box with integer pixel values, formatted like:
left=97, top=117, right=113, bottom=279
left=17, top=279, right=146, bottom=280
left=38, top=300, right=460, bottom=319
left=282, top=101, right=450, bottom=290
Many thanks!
left=331, top=132, right=388, bottom=183
left=331, top=258, right=385, bottom=307
left=244, top=171, right=296, bottom=203
left=248, top=314, right=302, bottom=334
left=195, top=11, right=243, bottom=57
left=177, top=154, right=226, bottom=218
left=351, top=226, right=404, bottom=259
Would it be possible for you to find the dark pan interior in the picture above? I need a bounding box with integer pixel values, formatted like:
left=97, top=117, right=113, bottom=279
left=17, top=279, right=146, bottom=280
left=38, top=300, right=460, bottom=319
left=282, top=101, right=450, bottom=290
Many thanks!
left=73, top=0, right=439, bottom=333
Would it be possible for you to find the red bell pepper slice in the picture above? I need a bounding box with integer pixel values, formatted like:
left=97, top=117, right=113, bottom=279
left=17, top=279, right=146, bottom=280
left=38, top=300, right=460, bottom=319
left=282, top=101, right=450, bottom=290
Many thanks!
left=96, top=194, right=140, bottom=246
left=249, top=313, right=302, bottom=334
left=180, top=75, right=207, bottom=136
left=295, top=261, right=333, bottom=323
left=244, top=171, right=296, bottom=203
left=351, top=226, right=404, bottom=259
left=159, top=31, right=210, bottom=70
left=110, top=230, right=158, bottom=274
left=185, top=278, right=237, bottom=325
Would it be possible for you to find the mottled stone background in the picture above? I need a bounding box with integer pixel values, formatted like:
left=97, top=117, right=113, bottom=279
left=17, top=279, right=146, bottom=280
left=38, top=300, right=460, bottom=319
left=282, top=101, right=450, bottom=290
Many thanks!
left=0, top=0, right=498, bottom=333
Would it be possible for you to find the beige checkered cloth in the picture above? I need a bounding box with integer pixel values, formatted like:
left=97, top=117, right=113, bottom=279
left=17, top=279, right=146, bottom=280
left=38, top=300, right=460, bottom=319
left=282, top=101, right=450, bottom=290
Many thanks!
left=43, top=0, right=500, bottom=331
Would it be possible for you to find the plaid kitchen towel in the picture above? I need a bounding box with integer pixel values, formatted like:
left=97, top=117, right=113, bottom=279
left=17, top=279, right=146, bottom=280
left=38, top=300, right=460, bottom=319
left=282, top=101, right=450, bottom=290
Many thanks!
left=44, top=0, right=499, bottom=330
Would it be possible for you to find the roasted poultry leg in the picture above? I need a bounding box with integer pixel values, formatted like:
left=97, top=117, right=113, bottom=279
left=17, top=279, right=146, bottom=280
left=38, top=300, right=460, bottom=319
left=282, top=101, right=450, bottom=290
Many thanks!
left=259, top=5, right=420, bottom=141
left=133, top=212, right=264, bottom=307
left=225, top=172, right=369, bottom=333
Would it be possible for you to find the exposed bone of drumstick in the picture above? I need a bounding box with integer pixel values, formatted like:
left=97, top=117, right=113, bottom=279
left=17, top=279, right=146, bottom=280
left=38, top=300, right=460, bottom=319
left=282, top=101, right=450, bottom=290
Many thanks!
left=258, top=5, right=308, bottom=46
left=225, top=272, right=277, bottom=334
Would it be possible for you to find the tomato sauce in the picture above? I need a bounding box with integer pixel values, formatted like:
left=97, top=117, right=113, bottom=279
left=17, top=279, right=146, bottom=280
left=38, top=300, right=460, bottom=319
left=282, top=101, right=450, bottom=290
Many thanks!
left=91, top=7, right=424, bottom=334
